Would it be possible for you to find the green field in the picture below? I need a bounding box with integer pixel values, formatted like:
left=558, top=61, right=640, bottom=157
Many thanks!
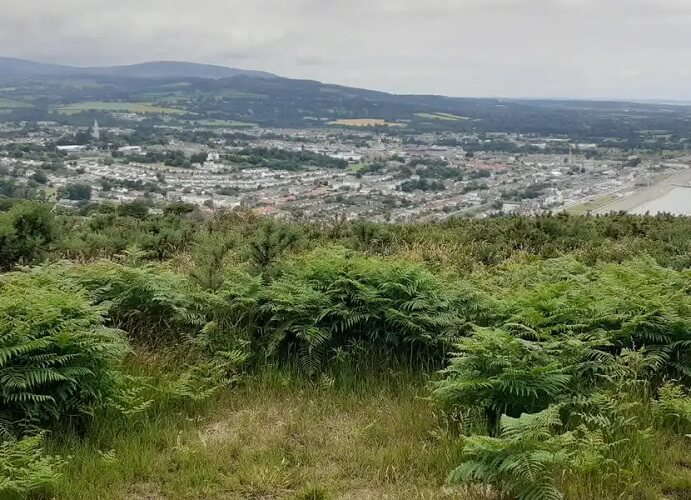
left=328, top=118, right=406, bottom=127
left=137, top=91, right=190, bottom=103
left=216, top=89, right=267, bottom=99
left=0, top=98, right=32, bottom=109
left=52, top=101, right=188, bottom=115
left=56, top=79, right=106, bottom=89
left=415, top=112, right=470, bottom=121
left=194, top=119, right=257, bottom=128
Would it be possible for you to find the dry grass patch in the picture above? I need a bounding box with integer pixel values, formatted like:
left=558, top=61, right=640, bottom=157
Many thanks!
left=328, top=118, right=406, bottom=128
left=51, top=374, right=474, bottom=500
left=181, top=377, right=464, bottom=498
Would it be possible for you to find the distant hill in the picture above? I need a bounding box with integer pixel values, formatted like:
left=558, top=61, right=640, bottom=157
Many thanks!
left=0, top=57, right=77, bottom=77
left=0, top=57, right=277, bottom=80
left=81, top=61, right=276, bottom=80
left=1, top=57, right=691, bottom=139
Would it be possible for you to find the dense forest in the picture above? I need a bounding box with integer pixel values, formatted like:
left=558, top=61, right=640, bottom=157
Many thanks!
left=1, top=201, right=690, bottom=499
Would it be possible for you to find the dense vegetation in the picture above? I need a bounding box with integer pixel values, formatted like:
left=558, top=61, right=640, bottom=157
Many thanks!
left=3, top=67, right=691, bottom=144
left=225, top=147, right=348, bottom=171
left=0, top=200, right=690, bottom=499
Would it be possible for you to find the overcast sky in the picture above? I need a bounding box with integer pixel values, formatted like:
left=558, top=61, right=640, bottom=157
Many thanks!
left=2, top=0, right=690, bottom=100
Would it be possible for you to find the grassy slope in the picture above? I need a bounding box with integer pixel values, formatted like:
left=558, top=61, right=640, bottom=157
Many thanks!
left=50, top=369, right=470, bottom=500
left=52, top=102, right=187, bottom=115
left=48, top=367, right=691, bottom=499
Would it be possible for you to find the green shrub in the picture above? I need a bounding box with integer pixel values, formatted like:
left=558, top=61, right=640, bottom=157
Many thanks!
left=69, top=261, right=204, bottom=345
left=189, top=231, right=235, bottom=291
left=438, top=256, right=691, bottom=499
left=653, top=383, right=691, bottom=434
left=433, top=328, right=574, bottom=432
left=0, top=272, right=129, bottom=437
left=449, top=406, right=569, bottom=500
left=481, top=257, right=691, bottom=384
left=249, top=219, right=301, bottom=280
left=257, top=247, right=463, bottom=374
left=163, top=349, right=250, bottom=405
left=0, top=434, right=66, bottom=499
left=0, top=202, right=56, bottom=270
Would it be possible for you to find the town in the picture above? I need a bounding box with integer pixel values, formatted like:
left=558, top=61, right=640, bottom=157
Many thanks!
left=2, top=118, right=689, bottom=221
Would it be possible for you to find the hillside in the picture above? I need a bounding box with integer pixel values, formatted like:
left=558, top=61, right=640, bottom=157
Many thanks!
left=0, top=57, right=77, bottom=77
left=0, top=202, right=690, bottom=499
left=0, top=57, right=276, bottom=79
left=2, top=57, right=691, bottom=138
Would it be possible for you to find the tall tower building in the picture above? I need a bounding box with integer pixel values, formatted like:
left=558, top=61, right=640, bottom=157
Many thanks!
left=91, top=119, right=100, bottom=141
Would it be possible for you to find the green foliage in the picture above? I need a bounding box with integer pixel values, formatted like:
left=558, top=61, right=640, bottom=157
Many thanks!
left=118, top=199, right=151, bottom=219
left=139, top=216, right=196, bottom=261
left=164, top=349, right=249, bottom=404
left=68, top=260, right=203, bottom=345
left=0, top=434, right=66, bottom=499
left=0, top=271, right=129, bottom=437
left=449, top=403, right=647, bottom=500
left=449, top=406, right=569, bottom=500
left=189, top=231, right=234, bottom=291
left=29, top=171, right=48, bottom=185
left=57, top=213, right=196, bottom=261
left=0, top=201, right=56, bottom=270
left=653, top=383, right=691, bottom=434
left=433, top=328, right=576, bottom=432
left=0, top=206, right=689, bottom=499
left=163, top=201, right=196, bottom=217
left=258, top=247, right=462, bottom=374
left=400, top=177, right=446, bottom=192
left=61, top=183, right=92, bottom=201
left=189, top=151, right=208, bottom=165
left=351, top=221, right=395, bottom=253
left=437, top=255, right=691, bottom=499
left=249, top=219, right=300, bottom=280
left=491, top=257, right=691, bottom=384
left=227, top=147, right=348, bottom=171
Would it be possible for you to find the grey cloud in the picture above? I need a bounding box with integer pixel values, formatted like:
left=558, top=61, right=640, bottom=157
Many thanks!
left=1, top=0, right=690, bottom=99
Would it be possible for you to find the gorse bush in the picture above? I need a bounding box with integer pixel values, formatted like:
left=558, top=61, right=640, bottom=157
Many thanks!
left=189, top=231, right=235, bottom=291
left=57, top=212, right=196, bottom=262
left=0, top=272, right=129, bottom=437
left=53, top=209, right=691, bottom=271
left=249, top=219, right=301, bottom=280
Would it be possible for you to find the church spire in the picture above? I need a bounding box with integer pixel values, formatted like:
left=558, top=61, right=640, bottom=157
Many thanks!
left=91, top=119, right=100, bottom=141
